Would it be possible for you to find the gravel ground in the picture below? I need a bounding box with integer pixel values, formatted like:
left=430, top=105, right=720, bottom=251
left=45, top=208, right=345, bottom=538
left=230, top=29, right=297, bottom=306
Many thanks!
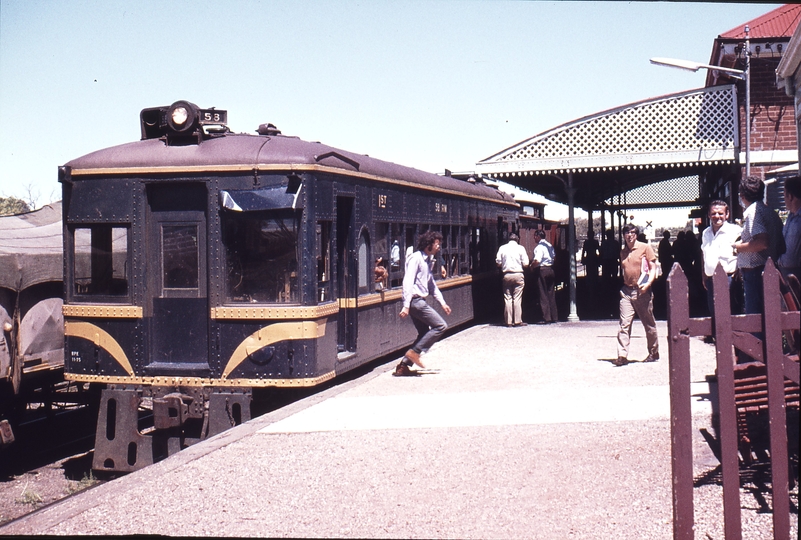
left=0, top=451, right=100, bottom=525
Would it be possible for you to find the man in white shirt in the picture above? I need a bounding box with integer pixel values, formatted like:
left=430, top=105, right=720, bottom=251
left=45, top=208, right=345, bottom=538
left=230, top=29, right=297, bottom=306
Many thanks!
left=530, top=229, right=558, bottom=324
left=701, top=200, right=741, bottom=315
left=495, top=233, right=529, bottom=327
left=394, top=231, right=452, bottom=376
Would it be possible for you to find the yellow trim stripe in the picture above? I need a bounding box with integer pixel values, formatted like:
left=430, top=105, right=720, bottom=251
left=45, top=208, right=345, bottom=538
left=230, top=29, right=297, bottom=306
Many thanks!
left=212, top=303, right=338, bottom=320
left=64, top=321, right=135, bottom=376
left=357, top=289, right=403, bottom=307
left=437, top=275, right=473, bottom=290
left=221, top=320, right=327, bottom=379
left=68, top=163, right=519, bottom=208
left=338, top=298, right=357, bottom=309
left=63, top=305, right=143, bottom=318
left=64, top=370, right=336, bottom=388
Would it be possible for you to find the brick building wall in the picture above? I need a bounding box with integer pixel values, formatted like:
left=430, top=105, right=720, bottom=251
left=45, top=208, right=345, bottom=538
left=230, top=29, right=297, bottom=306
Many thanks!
left=735, top=56, right=797, bottom=180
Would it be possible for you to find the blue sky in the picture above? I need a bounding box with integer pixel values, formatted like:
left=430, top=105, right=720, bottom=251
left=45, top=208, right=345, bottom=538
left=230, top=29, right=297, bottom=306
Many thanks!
left=0, top=1, right=782, bottom=224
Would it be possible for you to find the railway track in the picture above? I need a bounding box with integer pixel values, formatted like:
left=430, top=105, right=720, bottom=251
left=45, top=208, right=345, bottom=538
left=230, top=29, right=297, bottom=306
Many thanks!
left=0, top=401, right=100, bottom=525
left=0, top=350, right=397, bottom=525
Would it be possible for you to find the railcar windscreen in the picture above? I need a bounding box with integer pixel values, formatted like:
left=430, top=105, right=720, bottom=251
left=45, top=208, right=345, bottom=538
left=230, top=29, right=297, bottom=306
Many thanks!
left=73, top=226, right=129, bottom=297
left=222, top=212, right=300, bottom=303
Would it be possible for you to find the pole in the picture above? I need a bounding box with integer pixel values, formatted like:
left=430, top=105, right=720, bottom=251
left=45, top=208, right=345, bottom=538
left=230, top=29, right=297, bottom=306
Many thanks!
left=745, top=25, right=751, bottom=178
left=567, top=172, right=579, bottom=321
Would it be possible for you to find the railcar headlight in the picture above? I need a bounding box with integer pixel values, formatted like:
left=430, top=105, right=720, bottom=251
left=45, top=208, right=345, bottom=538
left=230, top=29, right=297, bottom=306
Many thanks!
left=166, top=100, right=199, bottom=134
left=171, top=106, right=189, bottom=127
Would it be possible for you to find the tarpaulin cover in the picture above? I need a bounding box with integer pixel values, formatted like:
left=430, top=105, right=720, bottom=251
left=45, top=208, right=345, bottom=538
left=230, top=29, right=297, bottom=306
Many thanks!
left=0, top=202, right=63, bottom=291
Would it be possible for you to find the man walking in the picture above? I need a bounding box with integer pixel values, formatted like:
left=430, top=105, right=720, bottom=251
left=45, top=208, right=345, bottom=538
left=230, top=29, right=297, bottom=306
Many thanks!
left=496, top=233, right=529, bottom=327
left=394, top=230, right=452, bottom=376
left=531, top=229, right=558, bottom=324
left=615, top=224, right=658, bottom=366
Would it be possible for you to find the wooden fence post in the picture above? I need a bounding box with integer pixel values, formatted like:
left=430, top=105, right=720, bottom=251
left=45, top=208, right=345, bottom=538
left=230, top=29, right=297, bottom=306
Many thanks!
left=712, top=265, right=742, bottom=540
left=667, top=263, right=694, bottom=539
left=762, top=260, right=790, bottom=539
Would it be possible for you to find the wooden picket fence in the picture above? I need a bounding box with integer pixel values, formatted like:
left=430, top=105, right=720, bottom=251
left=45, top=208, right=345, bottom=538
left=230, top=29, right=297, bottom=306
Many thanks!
left=667, top=260, right=799, bottom=539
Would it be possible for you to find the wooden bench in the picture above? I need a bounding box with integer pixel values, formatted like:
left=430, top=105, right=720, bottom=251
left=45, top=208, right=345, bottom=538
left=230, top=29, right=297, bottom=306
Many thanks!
left=733, top=358, right=800, bottom=466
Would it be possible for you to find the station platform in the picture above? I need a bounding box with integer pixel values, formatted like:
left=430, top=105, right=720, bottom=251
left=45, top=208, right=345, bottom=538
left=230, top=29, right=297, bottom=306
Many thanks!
left=2, top=321, right=729, bottom=538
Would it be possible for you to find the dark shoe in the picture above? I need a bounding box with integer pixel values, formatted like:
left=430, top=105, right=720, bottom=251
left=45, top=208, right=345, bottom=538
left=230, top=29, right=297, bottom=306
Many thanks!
left=392, top=362, right=415, bottom=377
left=404, top=349, right=425, bottom=369
left=642, top=354, right=659, bottom=363
left=515, top=322, right=528, bottom=327
left=613, top=357, right=629, bottom=366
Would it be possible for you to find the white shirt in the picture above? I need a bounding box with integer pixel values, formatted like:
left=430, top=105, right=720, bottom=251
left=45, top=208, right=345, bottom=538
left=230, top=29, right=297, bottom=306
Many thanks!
left=738, top=201, right=770, bottom=269
left=402, top=250, right=445, bottom=308
left=532, top=240, right=555, bottom=267
left=701, top=221, right=741, bottom=277
left=495, top=240, right=529, bottom=273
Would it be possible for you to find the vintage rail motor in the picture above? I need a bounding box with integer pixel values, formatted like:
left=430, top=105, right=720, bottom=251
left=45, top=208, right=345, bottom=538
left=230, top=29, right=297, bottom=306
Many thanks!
left=61, top=101, right=519, bottom=472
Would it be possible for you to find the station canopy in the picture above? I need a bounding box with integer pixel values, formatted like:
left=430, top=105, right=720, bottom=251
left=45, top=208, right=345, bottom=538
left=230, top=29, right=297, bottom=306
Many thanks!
left=475, top=85, right=740, bottom=211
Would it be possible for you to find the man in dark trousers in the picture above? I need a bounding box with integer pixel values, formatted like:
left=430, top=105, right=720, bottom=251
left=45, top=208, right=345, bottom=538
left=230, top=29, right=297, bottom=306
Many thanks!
left=658, top=230, right=674, bottom=278
left=394, top=230, right=452, bottom=376
left=530, top=229, right=558, bottom=324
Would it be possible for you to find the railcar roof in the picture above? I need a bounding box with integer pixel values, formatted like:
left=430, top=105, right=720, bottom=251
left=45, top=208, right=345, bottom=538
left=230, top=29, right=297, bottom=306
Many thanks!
left=66, top=132, right=517, bottom=206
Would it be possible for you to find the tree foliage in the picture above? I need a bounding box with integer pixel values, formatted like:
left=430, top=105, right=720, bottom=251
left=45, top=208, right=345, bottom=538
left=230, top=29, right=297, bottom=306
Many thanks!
left=0, top=196, right=31, bottom=216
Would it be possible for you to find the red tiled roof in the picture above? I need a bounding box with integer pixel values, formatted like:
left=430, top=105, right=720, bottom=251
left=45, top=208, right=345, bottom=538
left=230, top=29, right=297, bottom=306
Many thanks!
left=719, top=4, right=801, bottom=40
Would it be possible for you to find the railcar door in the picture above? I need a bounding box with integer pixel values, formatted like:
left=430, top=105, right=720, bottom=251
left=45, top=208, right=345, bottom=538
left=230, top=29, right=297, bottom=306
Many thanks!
left=336, top=196, right=357, bottom=356
left=145, top=183, right=209, bottom=375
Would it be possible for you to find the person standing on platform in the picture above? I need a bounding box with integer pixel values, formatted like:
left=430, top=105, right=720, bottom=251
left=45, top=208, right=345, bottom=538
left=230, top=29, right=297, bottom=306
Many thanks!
left=496, top=233, right=529, bottom=327
left=658, top=231, right=674, bottom=278
left=530, top=229, right=558, bottom=324
left=600, top=229, right=620, bottom=282
left=394, top=230, right=451, bottom=376
left=614, top=224, right=658, bottom=366
left=581, top=233, right=600, bottom=284
left=700, top=200, right=741, bottom=315
left=734, top=176, right=786, bottom=315
left=778, top=175, right=801, bottom=282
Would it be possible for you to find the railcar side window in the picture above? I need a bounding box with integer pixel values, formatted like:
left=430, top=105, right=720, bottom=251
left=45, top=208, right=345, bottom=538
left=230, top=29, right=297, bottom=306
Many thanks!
left=316, top=221, right=332, bottom=302
left=390, top=223, right=403, bottom=287
left=357, top=230, right=370, bottom=295
left=460, top=226, right=469, bottom=275
left=450, top=226, right=459, bottom=277
left=73, top=226, right=129, bottom=297
left=222, top=213, right=299, bottom=303
left=374, top=223, right=389, bottom=291
left=441, top=225, right=450, bottom=278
